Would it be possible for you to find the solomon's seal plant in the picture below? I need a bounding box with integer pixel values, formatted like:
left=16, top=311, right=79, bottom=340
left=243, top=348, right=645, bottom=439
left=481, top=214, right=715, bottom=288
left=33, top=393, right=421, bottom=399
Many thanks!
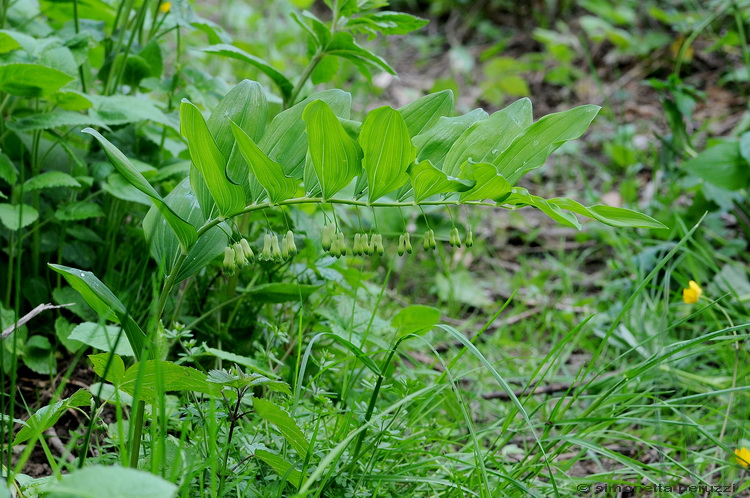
left=50, top=79, right=664, bottom=468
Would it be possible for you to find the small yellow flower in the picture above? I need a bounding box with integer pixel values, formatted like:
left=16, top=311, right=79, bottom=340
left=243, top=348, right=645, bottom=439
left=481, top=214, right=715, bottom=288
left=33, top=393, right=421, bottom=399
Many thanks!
left=159, top=2, right=171, bottom=13
left=682, top=280, right=702, bottom=304
left=735, top=447, right=750, bottom=468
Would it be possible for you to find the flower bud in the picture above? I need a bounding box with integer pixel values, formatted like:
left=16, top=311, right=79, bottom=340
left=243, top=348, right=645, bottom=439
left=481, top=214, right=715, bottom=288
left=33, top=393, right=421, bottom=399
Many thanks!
left=429, top=230, right=437, bottom=249
left=233, top=242, right=248, bottom=267
left=322, top=224, right=333, bottom=251
left=450, top=227, right=461, bottom=248
left=404, top=232, right=413, bottom=254
left=372, top=234, right=384, bottom=256
left=261, top=234, right=273, bottom=261
left=337, top=232, right=348, bottom=256
left=353, top=233, right=363, bottom=256
left=222, top=247, right=236, bottom=275
left=330, top=237, right=341, bottom=258
left=397, top=234, right=406, bottom=256
left=281, top=236, right=290, bottom=260
left=423, top=229, right=436, bottom=251
left=285, top=230, right=297, bottom=255
left=239, top=238, right=255, bottom=264
left=465, top=230, right=474, bottom=247
left=271, top=233, right=282, bottom=261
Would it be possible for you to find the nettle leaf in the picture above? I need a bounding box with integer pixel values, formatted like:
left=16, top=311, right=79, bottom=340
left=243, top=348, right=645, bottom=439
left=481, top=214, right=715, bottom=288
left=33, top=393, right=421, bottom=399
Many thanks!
left=255, top=450, right=303, bottom=489
left=54, top=90, right=94, bottom=111
left=201, top=44, right=294, bottom=100
left=549, top=198, right=666, bottom=229
left=259, top=89, right=351, bottom=180
left=392, top=305, right=441, bottom=335
left=23, top=171, right=81, bottom=191
left=0, top=63, right=74, bottom=97
left=89, top=352, right=126, bottom=386
left=495, top=104, right=600, bottom=184
left=231, top=121, right=297, bottom=204
left=206, top=369, right=290, bottom=393
left=84, top=128, right=197, bottom=251
left=13, top=389, right=91, bottom=445
left=253, top=398, right=310, bottom=458
left=47, top=465, right=177, bottom=498
left=410, top=159, right=470, bottom=202
left=119, top=361, right=218, bottom=404
left=326, top=31, right=396, bottom=75
left=7, top=110, right=106, bottom=132
left=47, top=264, right=147, bottom=359
left=181, top=100, right=246, bottom=217
left=0, top=203, right=38, bottom=230
left=459, top=162, right=511, bottom=202
left=683, top=141, right=749, bottom=191
left=443, top=98, right=532, bottom=178
left=360, top=106, right=416, bottom=201
left=348, top=11, right=429, bottom=35
left=55, top=201, right=104, bottom=221
left=413, top=109, right=488, bottom=169
left=0, top=152, right=18, bottom=185
left=398, top=90, right=454, bottom=137
left=90, top=95, right=175, bottom=129
left=143, top=178, right=229, bottom=283
left=303, top=100, right=362, bottom=199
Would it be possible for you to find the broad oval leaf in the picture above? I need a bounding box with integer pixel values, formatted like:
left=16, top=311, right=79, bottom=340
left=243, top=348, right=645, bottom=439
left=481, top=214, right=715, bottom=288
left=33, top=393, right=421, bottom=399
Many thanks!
left=413, top=108, right=488, bottom=169
left=0, top=63, right=73, bottom=97
left=0, top=203, right=38, bottom=230
left=495, top=104, right=600, bottom=184
left=392, top=305, right=441, bottom=335
left=459, top=162, right=511, bottom=202
left=410, top=159, right=470, bottom=202
left=46, top=465, right=177, bottom=498
left=180, top=100, right=246, bottom=217
left=255, top=450, right=303, bottom=489
left=443, top=98, right=532, bottom=178
left=254, top=398, right=310, bottom=458
left=84, top=128, right=197, bottom=251
left=302, top=99, right=362, bottom=199
left=359, top=106, right=416, bottom=201
left=230, top=121, right=297, bottom=204
left=23, top=171, right=81, bottom=191
left=397, top=89, right=454, bottom=137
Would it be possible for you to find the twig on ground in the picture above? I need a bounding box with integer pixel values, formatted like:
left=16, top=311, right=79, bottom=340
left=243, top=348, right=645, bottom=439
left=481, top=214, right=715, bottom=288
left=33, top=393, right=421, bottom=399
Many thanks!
left=1, top=303, right=73, bottom=339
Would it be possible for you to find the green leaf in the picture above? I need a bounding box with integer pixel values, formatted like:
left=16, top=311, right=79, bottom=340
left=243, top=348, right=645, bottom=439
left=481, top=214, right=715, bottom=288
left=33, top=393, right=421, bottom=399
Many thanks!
left=47, top=264, right=147, bottom=360
left=202, top=345, right=276, bottom=377
left=0, top=63, right=74, bottom=97
left=255, top=450, right=303, bottom=489
left=46, top=465, right=177, bottom=498
left=302, top=100, right=362, bottom=199
left=548, top=198, right=667, bottom=229
left=201, top=44, right=294, bottom=100
left=684, top=141, right=749, bottom=191
left=13, top=390, right=92, bottom=445
left=397, top=90, right=454, bottom=137
left=326, top=31, right=396, bottom=75
left=258, top=89, right=351, bottom=180
left=142, top=178, right=229, bottom=283
left=359, top=106, right=415, bottom=201
left=23, top=171, right=81, bottom=191
left=181, top=100, right=246, bottom=217
left=89, top=352, right=126, bottom=386
left=230, top=121, right=297, bottom=204
left=494, top=104, right=600, bottom=184
left=410, top=159, right=470, bottom=202
left=503, top=188, right=580, bottom=229
left=310, top=55, right=339, bottom=85
left=459, top=162, right=511, bottom=202
left=69, top=322, right=135, bottom=356
left=347, top=11, right=429, bottom=35
left=253, top=398, right=310, bottom=458
left=242, top=282, right=322, bottom=303
left=0, top=152, right=18, bottom=185
left=391, top=305, right=441, bottom=335
left=7, top=111, right=106, bottom=132
left=413, top=109, right=488, bottom=169
left=23, top=336, right=56, bottom=375
left=443, top=98, right=532, bottom=178
left=84, top=128, right=197, bottom=251
left=55, top=201, right=104, bottom=221
left=53, top=90, right=94, bottom=111
left=206, top=369, right=290, bottom=394
left=0, top=203, right=38, bottom=230
left=119, top=361, right=218, bottom=404
left=90, top=95, right=175, bottom=129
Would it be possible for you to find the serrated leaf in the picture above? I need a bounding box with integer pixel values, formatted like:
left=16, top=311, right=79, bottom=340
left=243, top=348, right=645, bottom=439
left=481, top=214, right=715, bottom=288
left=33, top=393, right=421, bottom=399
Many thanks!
left=231, top=121, right=297, bottom=204
left=443, top=98, right=532, bottom=178
left=494, top=104, right=600, bottom=184
left=254, top=398, right=310, bottom=458
left=119, top=361, right=218, bottom=404
left=242, top=282, right=321, bottom=303
left=47, top=264, right=147, bottom=359
left=53, top=90, right=94, bottom=111
left=202, top=345, right=276, bottom=377
left=359, top=106, right=415, bottom=201
left=0, top=203, right=38, bottom=230
left=13, top=390, right=92, bottom=445
left=84, top=128, right=197, bottom=251
left=0, top=63, right=74, bottom=97
left=0, top=152, right=18, bottom=185
left=397, top=89, right=453, bottom=137
left=413, top=109, right=488, bottom=168
left=458, top=162, right=511, bottom=202
left=302, top=100, right=362, bottom=199
left=255, top=450, right=303, bottom=489
left=201, top=44, right=294, bottom=100
left=7, top=111, right=106, bottom=132
left=410, top=159, right=470, bottom=202
left=90, top=94, right=175, bottom=129
left=89, top=352, right=126, bottom=386
left=181, top=100, right=246, bottom=217
left=55, top=201, right=104, bottom=221
left=348, top=11, right=429, bottom=35
left=24, top=171, right=81, bottom=191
